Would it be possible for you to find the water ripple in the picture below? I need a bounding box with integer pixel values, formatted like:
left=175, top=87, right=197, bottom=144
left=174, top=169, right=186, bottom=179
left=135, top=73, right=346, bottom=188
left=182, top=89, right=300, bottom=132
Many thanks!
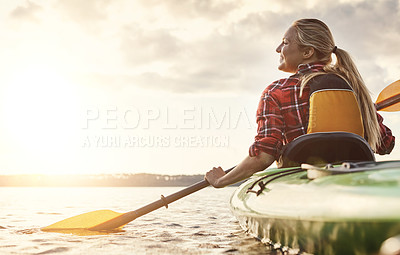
left=35, top=247, right=69, bottom=254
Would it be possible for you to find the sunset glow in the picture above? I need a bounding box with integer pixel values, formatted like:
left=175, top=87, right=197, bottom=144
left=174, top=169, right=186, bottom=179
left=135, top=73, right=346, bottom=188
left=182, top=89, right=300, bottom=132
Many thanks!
left=1, top=64, right=81, bottom=174
left=0, top=0, right=398, bottom=175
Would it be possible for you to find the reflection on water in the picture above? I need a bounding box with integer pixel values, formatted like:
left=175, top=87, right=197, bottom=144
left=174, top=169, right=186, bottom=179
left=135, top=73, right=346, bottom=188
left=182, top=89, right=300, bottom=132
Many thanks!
left=0, top=187, right=276, bottom=254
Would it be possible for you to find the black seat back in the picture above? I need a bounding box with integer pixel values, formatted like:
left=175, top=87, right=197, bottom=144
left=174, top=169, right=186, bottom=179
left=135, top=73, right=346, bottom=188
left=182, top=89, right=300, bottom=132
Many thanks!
left=278, top=132, right=375, bottom=168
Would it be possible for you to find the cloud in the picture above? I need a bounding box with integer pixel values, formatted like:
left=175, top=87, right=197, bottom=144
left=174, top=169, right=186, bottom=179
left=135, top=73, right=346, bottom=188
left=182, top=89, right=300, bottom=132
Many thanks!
left=55, top=0, right=111, bottom=32
left=9, top=0, right=42, bottom=22
left=137, top=0, right=240, bottom=20
left=120, top=25, right=184, bottom=66
left=118, top=10, right=289, bottom=93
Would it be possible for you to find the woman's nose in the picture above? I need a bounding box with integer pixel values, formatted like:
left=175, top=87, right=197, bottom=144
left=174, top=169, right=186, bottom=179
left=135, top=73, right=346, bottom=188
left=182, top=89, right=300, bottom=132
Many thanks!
left=276, top=43, right=282, bottom=53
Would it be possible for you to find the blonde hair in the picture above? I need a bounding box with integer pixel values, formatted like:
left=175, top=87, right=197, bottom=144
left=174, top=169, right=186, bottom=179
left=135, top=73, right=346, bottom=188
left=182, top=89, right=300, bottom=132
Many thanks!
left=293, top=19, right=381, bottom=151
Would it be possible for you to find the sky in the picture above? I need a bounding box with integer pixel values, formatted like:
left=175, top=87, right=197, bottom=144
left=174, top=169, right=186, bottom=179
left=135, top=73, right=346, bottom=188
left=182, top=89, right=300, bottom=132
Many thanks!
left=0, top=0, right=399, bottom=175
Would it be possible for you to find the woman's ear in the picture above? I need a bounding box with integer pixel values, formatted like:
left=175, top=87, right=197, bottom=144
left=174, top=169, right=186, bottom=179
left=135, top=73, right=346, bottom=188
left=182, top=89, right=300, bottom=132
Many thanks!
left=303, top=47, right=315, bottom=59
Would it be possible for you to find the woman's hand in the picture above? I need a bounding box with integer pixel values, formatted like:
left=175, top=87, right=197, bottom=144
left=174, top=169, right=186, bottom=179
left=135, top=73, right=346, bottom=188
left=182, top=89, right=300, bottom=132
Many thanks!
left=205, top=152, right=275, bottom=189
left=205, top=166, right=226, bottom=188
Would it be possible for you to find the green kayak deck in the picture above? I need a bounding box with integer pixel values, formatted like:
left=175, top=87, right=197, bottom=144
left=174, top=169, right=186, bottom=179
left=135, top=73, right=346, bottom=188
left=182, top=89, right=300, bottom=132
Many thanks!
left=230, top=161, right=400, bottom=254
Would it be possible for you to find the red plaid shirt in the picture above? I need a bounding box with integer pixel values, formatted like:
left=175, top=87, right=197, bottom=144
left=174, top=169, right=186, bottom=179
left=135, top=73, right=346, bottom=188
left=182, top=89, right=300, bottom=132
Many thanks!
left=249, top=63, right=395, bottom=160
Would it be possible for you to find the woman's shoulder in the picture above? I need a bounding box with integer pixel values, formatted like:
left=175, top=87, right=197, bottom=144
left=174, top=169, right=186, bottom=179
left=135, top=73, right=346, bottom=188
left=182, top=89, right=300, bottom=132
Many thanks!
left=262, top=76, right=301, bottom=95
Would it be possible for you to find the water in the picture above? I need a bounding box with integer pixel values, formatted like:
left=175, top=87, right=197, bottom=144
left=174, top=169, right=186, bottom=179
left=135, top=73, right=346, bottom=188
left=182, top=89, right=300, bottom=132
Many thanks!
left=0, top=187, right=275, bottom=254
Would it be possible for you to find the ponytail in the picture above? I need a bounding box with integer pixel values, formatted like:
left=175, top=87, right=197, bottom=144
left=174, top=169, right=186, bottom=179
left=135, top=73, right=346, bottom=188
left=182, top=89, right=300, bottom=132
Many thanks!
left=293, top=19, right=381, bottom=151
left=328, top=48, right=381, bottom=151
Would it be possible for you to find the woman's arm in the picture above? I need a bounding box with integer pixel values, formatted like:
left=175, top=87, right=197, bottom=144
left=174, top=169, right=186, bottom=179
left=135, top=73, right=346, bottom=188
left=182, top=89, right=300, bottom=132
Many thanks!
left=205, top=82, right=283, bottom=188
left=205, top=151, right=275, bottom=188
left=376, top=112, right=395, bottom=155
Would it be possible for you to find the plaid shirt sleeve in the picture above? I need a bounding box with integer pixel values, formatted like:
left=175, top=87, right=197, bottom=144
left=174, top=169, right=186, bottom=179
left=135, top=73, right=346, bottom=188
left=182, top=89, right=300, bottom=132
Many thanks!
left=249, top=82, right=285, bottom=160
left=376, top=112, right=395, bottom=155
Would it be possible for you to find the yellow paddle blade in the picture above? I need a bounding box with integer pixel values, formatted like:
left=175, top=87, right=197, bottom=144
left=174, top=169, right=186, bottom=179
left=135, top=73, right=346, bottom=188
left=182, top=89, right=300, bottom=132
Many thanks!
left=376, top=80, right=400, bottom=111
left=41, top=228, right=124, bottom=236
left=41, top=210, right=123, bottom=232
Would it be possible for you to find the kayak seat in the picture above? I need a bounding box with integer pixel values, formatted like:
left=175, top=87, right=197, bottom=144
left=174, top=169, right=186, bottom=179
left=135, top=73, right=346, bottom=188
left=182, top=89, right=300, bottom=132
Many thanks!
left=278, top=132, right=375, bottom=168
left=277, top=74, right=374, bottom=168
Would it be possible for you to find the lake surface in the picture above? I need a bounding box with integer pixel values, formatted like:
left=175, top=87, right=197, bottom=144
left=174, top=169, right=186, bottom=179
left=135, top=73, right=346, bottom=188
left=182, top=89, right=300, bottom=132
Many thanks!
left=0, top=187, right=277, bottom=254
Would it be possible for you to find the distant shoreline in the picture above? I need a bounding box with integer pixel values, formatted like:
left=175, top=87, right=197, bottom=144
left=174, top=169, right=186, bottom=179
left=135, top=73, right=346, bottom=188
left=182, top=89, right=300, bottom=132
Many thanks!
left=0, top=173, right=242, bottom=187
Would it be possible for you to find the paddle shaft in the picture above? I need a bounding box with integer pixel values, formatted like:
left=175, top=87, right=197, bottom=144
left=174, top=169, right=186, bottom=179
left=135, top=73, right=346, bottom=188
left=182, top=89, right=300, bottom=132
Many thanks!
left=89, top=167, right=234, bottom=230
left=376, top=93, right=400, bottom=111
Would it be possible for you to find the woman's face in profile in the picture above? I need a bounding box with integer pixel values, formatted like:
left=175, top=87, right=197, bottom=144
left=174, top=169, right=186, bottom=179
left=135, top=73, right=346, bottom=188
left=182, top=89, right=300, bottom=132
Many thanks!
left=276, top=26, right=305, bottom=73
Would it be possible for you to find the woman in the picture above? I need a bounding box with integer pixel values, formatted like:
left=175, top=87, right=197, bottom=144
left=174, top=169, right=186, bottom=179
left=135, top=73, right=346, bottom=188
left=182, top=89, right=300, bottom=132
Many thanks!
left=205, top=19, right=395, bottom=188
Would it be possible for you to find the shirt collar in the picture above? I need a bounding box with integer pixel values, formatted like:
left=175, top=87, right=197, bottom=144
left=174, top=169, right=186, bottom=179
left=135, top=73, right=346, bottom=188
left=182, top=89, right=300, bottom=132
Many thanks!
left=296, top=62, right=325, bottom=75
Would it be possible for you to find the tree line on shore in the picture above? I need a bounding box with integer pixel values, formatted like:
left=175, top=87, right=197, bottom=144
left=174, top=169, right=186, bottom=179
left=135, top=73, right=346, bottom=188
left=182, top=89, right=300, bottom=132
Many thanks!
left=0, top=173, right=208, bottom=187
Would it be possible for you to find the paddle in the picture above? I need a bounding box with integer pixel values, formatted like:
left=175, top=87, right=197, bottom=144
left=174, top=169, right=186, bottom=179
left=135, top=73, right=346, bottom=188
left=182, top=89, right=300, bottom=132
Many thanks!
left=376, top=80, right=400, bottom=111
left=41, top=167, right=234, bottom=233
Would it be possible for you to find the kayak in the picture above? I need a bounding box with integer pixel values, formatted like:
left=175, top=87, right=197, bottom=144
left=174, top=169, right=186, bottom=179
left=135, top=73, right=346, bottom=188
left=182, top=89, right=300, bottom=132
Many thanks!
left=230, top=160, right=400, bottom=254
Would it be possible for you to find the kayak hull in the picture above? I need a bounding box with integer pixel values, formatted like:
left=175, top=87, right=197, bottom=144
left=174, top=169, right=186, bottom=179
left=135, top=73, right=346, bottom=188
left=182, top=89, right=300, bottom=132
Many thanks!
left=230, top=161, right=400, bottom=254
left=234, top=212, right=400, bottom=254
